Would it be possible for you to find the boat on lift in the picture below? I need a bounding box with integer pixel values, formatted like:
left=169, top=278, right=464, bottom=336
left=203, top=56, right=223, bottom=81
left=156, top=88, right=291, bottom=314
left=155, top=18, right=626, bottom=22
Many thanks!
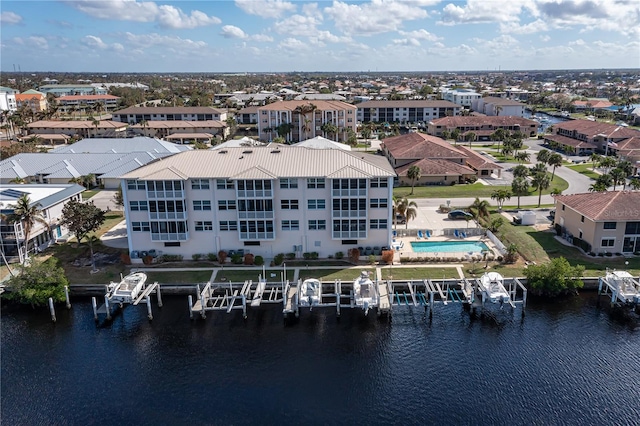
left=353, top=271, right=378, bottom=315
left=604, top=271, right=640, bottom=305
left=299, top=278, right=321, bottom=310
left=108, top=271, right=147, bottom=304
left=479, top=272, right=510, bottom=304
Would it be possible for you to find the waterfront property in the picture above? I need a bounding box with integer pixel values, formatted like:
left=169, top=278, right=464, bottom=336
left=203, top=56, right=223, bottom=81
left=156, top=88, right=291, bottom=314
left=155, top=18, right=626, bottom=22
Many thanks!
left=427, top=116, right=539, bottom=139
left=551, top=119, right=639, bottom=154
left=554, top=191, right=640, bottom=255
left=356, top=100, right=460, bottom=124
left=411, top=240, right=490, bottom=254
left=26, top=120, right=128, bottom=140
left=111, top=106, right=228, bottom=124
left=471, top=96, right=526, bottom=117
left=120, top=146, right=396, bottom=260
left=129, top=120, right=229, bottom=142
left=0, top=184, right=84, bottom=263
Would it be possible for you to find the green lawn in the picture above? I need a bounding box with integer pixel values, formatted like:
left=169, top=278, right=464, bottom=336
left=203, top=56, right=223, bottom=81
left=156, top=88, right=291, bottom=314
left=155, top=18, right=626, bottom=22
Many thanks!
left=567, top=163, right=599, bottom=180
left=213, top=268, right=295, bottom=283
left=311, top=268, right=376, bottom=282
left=82, top=189, right=100, bottom=199
left=489, top=213, right=550, bottom=263
left=478, top=144, right=530, bottom=151
left=145, top=270, right=213, bottom=284
left=380, top=267, right=458, bottom=280
left=395, top=175, right=568, bottom=199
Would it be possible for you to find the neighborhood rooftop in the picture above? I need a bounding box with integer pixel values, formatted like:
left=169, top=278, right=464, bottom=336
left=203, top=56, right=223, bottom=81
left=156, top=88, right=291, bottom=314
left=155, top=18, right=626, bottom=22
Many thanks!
left=555, top=191, right=640, bottom=221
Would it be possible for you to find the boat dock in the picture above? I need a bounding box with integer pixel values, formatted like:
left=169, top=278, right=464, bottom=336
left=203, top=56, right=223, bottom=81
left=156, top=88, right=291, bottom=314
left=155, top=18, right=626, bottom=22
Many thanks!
left=92, top=274, right=162, bottom=322
left=598, top=270, right=640, bottom=310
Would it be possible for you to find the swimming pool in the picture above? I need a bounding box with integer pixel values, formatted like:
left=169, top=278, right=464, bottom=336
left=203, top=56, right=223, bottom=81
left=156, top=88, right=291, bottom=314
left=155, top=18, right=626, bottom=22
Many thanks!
left=410, top=241, right=490, bottom=253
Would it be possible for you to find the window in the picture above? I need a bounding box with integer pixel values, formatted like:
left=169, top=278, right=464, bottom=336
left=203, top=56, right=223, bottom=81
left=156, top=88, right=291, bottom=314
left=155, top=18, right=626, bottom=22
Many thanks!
left=307, top=178, right=325, bottom=189
left=370, top=198, right=388, bottom=208
left=218, top=200, right=237, bottom=210
left=129, top=201, right=148, bottom=211
left=281, top=200, right=299, bottom=210
left=625, top=222, right=640, bottom=235
left=191, top=179, right=210, bottom=190
left=308, top=220, right=326, bottom=230
left=282, top=220, right=299, bottom=231
left=216, top=179, right=234, bottom=190
left=308, top=199, right=326, bottom=210
left=127, top=179, right=145, bottom=190
left=562, top=205, right=565, bottom=211
left=193, top=200, right=212, bottom=211
left=280, top=178, right=298, bottom=189
left=603, top=222, right=617, bottom=230
left=581, top=215, right=585, bottom=223
left=195, top=221, right=213, bottom=231
left=370, top=219, right=388, bottom=229
left=601, top=238, right=615, bottom=247
left=220, top=221, right=238, bottom=231
left=131, top=222, right=150, bottom=232
left=370, top=178, right=388, bottom=188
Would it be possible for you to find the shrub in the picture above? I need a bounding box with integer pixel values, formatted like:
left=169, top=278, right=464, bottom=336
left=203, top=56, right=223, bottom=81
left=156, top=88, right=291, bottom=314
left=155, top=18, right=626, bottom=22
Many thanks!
left=381, top=250, right=394, bottom=264
left=254, top=255, right=264, bottom=266
left=605, top=252, right=612, bottom=257
left=243, top=253, right=254, bottom=265
left=524, top=257, right=585, bottom=296
left=554, top=223, right=562, bottom=236
left=303, top=252, right=312, bottom=260
left=207, top=252, right=218, bottom=262
left=192, top=253, right=202, bottom=261
left=399, top=256, right=410, bottom=263
left=310, top=252, right=319, bottom=260
left=143, top=255, right=153, bottom=265
left=161, top=254, right=182, bottom=262
left=218, top=250, right=227, bottom=264
left=348, top=248, right=360, bottom=263
left=335, top=251, right=344, bottom=259
left=121, top=253, right=131, bottom=265
left=273, top=253, right=285, bottom=266
left=286, top=252, right=296, bottom=260
left=368, top=254, right=376, bottom=265
left=231, top=253, right=243, bottom=264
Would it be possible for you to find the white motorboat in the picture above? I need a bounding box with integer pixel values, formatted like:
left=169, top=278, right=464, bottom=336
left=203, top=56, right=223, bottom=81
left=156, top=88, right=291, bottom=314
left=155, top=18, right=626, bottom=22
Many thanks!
left=605, top=271, right=640, bottom=304
left=353, top=271, right=378, bottom=315
left=109, top=271, right=147, bottom=304
left=299, top=278, right=321, bottom=310
left=479, top=272, right=510, bottom=304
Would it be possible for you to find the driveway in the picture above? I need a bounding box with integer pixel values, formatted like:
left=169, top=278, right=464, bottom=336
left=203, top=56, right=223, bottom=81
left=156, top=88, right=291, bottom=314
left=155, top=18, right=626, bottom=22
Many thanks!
left=86, top=190, right=120, bottom=212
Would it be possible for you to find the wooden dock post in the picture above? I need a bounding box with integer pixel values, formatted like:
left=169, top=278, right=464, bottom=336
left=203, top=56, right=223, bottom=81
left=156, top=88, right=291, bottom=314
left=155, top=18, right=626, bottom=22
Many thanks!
left=156, top=282, right=163, bottom=307
left=146, top=296, right=153, bottom=320
left=92, top=297, right=98, bottom=321
left=188, top=295, right=193, bottom=320
left=64, top=285, right=71, bottom=309
left=104, top=295, right=111, bottom=320
left=335, top=280, right=341, bottom=318
left=48, top=297, right=56, bottom=323
left=242, top=294, right=247, bottom=319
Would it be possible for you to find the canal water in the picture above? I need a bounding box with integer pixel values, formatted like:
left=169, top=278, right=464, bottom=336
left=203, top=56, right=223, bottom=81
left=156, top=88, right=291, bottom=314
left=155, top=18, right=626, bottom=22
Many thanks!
left=2, top=294, right=639, bottom=425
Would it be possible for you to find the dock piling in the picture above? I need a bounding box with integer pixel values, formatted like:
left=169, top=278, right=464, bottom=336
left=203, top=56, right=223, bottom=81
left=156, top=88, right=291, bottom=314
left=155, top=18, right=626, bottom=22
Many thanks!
left=146, top=296, right=153, bottom=320
left=92, top=297, right=98, bottom=321
left=104, top=295, right=111, bottom=320
left=48, top=297, right=56, bottom=323
left=156, top=282, right=163, bottom=307
left=188, top=295, right=193, bottom=320
left=64, top=285, right=71, bottom=309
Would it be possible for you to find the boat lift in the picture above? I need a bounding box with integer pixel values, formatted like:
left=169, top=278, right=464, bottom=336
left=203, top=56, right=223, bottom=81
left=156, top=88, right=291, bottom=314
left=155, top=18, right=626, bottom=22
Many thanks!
left=282, top=279, right=393, bottom=319
left=189, top=276, right=284, bottom=320
left=92, top=281, right=162, bottom=322
left=598, top=271, right=640, bottom=309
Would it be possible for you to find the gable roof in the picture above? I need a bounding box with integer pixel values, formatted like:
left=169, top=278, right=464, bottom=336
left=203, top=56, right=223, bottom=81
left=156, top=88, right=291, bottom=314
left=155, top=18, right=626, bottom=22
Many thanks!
left=555, top=191, right=640, bottom=221
left=396, top=158, right=475, bottom=177
left=293, top=136, right=351, bottom=151
left=554, top=120, right=640, bottom=139
left=50, top=137, right=190, bottom=154
left=382, top=133, right=467, bottom=160
left=455, top=146, right=503, bottom=170
left=113, top=106, right=226, bottom=115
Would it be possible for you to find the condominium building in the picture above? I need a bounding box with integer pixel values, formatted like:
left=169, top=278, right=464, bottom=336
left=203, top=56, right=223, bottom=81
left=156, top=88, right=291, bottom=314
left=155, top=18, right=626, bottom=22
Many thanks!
left=15, top=90, right=47, bottom=113
left=441, top=89, right=482, bottom=107
left=0, top=86, right=18, bottom=112
left=38, top=84, right=107, bottom=97
left=256, top=100, right=357, bottom=143
left=471, top=97, right=525, bottom=117
left=120, top=147, right=396, bottom=260
left=356, top=100, right=460, bottom=123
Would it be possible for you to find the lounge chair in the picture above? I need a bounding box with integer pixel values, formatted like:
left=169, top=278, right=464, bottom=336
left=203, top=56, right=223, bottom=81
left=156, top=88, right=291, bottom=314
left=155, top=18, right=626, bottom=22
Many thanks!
left=454, top=229, right=460, bottom=238
left=417, top=230, right=423, bottom=239
left=392, top=230, right=397, bottom=238
left=461, top=232, right=467, bottom=238
left=425, top=230, right=431, bottom=238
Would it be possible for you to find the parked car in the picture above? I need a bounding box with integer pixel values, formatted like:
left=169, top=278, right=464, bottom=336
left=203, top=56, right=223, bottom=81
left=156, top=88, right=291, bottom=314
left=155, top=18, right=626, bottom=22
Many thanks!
left=448, top=210, right=473, bottom=220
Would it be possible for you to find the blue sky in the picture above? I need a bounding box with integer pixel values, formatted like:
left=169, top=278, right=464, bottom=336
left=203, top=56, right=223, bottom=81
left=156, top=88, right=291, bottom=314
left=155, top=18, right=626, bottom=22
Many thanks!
left=1, top=0, right=639, bottom=73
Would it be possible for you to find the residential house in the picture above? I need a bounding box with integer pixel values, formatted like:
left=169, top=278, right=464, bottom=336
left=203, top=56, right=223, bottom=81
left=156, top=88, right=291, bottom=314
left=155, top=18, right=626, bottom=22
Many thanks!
left=256, top=100, right=357, bottom=143
left=15, top=90, right=47, bottom=113
left=357, top=100, right=460, bottom=124
left=111, top=106, right=228, bottom=124
left=550, top=120, right=639, bottom=154
left=0, top=184, right=85, bottom=263
left=554, top=191, right=640, bottom=255
left=119, top=147, right=396, bottom=260
left=471, top=97, right=525, bottom=117
left=428, top=116, right=538, bottom=140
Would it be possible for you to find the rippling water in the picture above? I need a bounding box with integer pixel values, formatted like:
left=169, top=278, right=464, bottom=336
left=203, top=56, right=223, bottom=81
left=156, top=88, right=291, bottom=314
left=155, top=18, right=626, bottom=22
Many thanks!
left=2, top=294, right=639, bottom=425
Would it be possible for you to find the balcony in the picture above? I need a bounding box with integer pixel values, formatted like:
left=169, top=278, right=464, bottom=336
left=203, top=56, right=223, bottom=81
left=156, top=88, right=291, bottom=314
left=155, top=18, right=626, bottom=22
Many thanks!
left=149, top=211, right=187, bottom=220
left=332, top=231, right=367, bottom=239
left=332, top=211, right=367, bottom=218
left=146, top=190, right=184, bottom=199
left=151, top=232, right=188, bottom=241
left=332, top=189, right=367, bottom=197
left=237, top=190, right=273, bottom=198
left=240, top=232, right=274, bottom=240
left=238, top=211, right=274, bottom=219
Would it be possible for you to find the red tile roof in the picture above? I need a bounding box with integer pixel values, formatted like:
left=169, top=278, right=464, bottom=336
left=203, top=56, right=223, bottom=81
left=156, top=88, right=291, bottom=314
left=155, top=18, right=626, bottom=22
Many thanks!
left=554, top=120, right=640, bottom=139
left=396, top=158, right=475, bottom=176
left=455, top=146, right=503, bottom=170
left=382, top=133, right=467, bottom=160
left=544, top=134, right=597, bottom=149
left=58, top=94, right=120, bottom=101
left=555, top=191, right=640, bottom=221
left=430, top=116, right=537, bottom=128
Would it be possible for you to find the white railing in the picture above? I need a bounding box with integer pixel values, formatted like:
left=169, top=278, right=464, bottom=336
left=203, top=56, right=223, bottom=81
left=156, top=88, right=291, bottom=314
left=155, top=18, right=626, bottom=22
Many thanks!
left=146, top=190, right=184, bottom=199
left=332, top=189, right=367, bottom=197
left=486, top=230, right=507, bottom=255
left=238, top=211, right=274, bottom=219
left=151, top=232, right=188, bottom=241
left=149, top=212, right=186, bottom=220
left=237, top=190, right=272, bottom=198
left=331, top=211, right=367, bottom=218
left=332, top=231, right=367, bottom=239
left=240, top=232, right=274, bottom=240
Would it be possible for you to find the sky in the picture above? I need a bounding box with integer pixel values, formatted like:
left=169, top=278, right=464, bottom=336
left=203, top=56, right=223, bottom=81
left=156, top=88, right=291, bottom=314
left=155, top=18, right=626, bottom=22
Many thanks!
left=1, top=0, right=639, bottom=73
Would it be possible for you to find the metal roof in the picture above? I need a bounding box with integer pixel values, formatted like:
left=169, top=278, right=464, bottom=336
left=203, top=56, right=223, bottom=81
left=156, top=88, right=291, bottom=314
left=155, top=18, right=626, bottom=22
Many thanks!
left=0, top=184, right=84, bottom=210
left=50, top=137, right=190, bottom=154
left=122, top=146, right=396, bottom=180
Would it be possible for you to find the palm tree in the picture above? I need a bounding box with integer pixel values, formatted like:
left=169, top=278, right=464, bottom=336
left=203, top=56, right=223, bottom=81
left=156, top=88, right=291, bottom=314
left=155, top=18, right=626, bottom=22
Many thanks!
left=407, top=165, right=421, bottom=195
left=536, top=149, right=550, bottom=164
left=610, top=167, right=626, bottom=191
left=9, top=194, right=48, bottom=262
left=531, top=171, right=551, bottom=207
left=514, top=152, right=530, bottom=164
left=465, top=131, right=477, bottom=148
left=599, top=156, right=617, bottom=174
left=589, top=182, right=608, bottom=192
left=440, top=130, right=450, bottom=141
left=320, top=122, right=338, bottom=141
left=393, top=197, right=417, bottom=230
left=531, top=162, right=547, bottom=175
left=91, top=117, right=100, bottom=138
left=547, top=153, right=563, bottom=180
left=511, top=177, right=530, bottom=209
left=9, top=177, right=26, bottom=184
left=491, top=189, right=511, bottom=211
left=403, top=199, right=418, bottom=230
left=451, top=128, right=461, bottom=144
left=469, top=197, right=490, bottom=223
left=512, top=164, right=530, bottom=179
left=629, top=178, right=640, bottom=191
left=589, top=153, right=602, bottom=170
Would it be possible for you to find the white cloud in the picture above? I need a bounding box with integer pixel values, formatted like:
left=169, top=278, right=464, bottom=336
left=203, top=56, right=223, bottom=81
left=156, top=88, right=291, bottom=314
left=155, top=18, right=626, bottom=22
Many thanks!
left=500, top=19, right=548, bottom=34
left=81, top=35, right=126, bottom=52
left=252, top=34, right=274, bottom=42
left=220, top=25, right=248, bottom=39
left=1, top=11, right=22, bottom=25
left=398, top=29, right=441, bottom=42
left=64, top=0, right=220, bottom=29
left=440, top=0, right=534, bottom=25
left=325, top=0, right=430, bottom=36
left=278, top=37, right=309, bottom=51
left=540, top=34, right=551, bottom=42
left=274, top=14, right=322, bottom=36
left=123, top=32, right=208, bottom=53
left=235, top=0, right=296, bottom=19
left=19, top=36, right=49, bottom=50
left=393, top=38, right=422, bottom=47
left=470, top=34, right=520, bottom=50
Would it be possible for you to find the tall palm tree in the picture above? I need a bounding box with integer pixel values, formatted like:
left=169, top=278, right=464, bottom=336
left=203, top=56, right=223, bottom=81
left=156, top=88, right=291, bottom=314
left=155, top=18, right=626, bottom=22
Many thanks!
left=511, top=177, right=530, bottom=209
left=469, top=197, right=490, bottom=222
left=465, top=131, right=477, bottom=148
left=589, top=153, right=601, bottom=170
left=531, top=171, right=551, bottom=207
left=610, top=167, right=626, bottom=191
left=407, top=165, right=421, bottom=195
left=629, top=178, right=640, bottom=191
left=399, top=198, right=418, bottom=230
left=547, top=153, right=563, bottom=180
left=536, top=149, right=550, bottom=164
left=512, top=164, right=530, bottom=179
left=491, top=189, right=511, bottom=211
left=514, top=152, right=530, bottom=164
left=9, top=194, right=48, bottom=262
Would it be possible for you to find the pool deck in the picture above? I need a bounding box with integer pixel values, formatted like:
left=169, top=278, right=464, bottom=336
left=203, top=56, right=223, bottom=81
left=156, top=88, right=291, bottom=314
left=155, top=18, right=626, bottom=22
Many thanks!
left=391, top=234, right=499, bottom=262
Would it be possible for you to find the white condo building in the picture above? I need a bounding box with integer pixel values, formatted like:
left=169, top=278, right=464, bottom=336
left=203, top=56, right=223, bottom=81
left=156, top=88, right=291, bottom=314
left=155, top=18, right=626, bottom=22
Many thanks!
left=121, top=147, right=396, bottom=260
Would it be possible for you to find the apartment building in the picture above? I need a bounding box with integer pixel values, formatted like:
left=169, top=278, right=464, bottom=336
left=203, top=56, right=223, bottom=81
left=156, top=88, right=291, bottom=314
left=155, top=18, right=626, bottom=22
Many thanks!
left=551, top=120, right=639, bottom=154
left=38, top=84, right=107, bottom=97
left=441, top=89, right=482, bottom=107
left=356, top=100, right=460, bottom=124
left=120, top=147, right=396, bottom=260
left=27, top=120, right=127, bottom=139
left=111, top=106, right=227, bottom=124
left=471, top=97, right=525, bottom=117
left=15, top=90, right=47, bottom=113
left=0, top=86, right=18, bottom=112
left=428, top=116, right=539, bottom=139
left=57, top=94, right=121, bottom=113
left=256, top=100, right=357, bottom=143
